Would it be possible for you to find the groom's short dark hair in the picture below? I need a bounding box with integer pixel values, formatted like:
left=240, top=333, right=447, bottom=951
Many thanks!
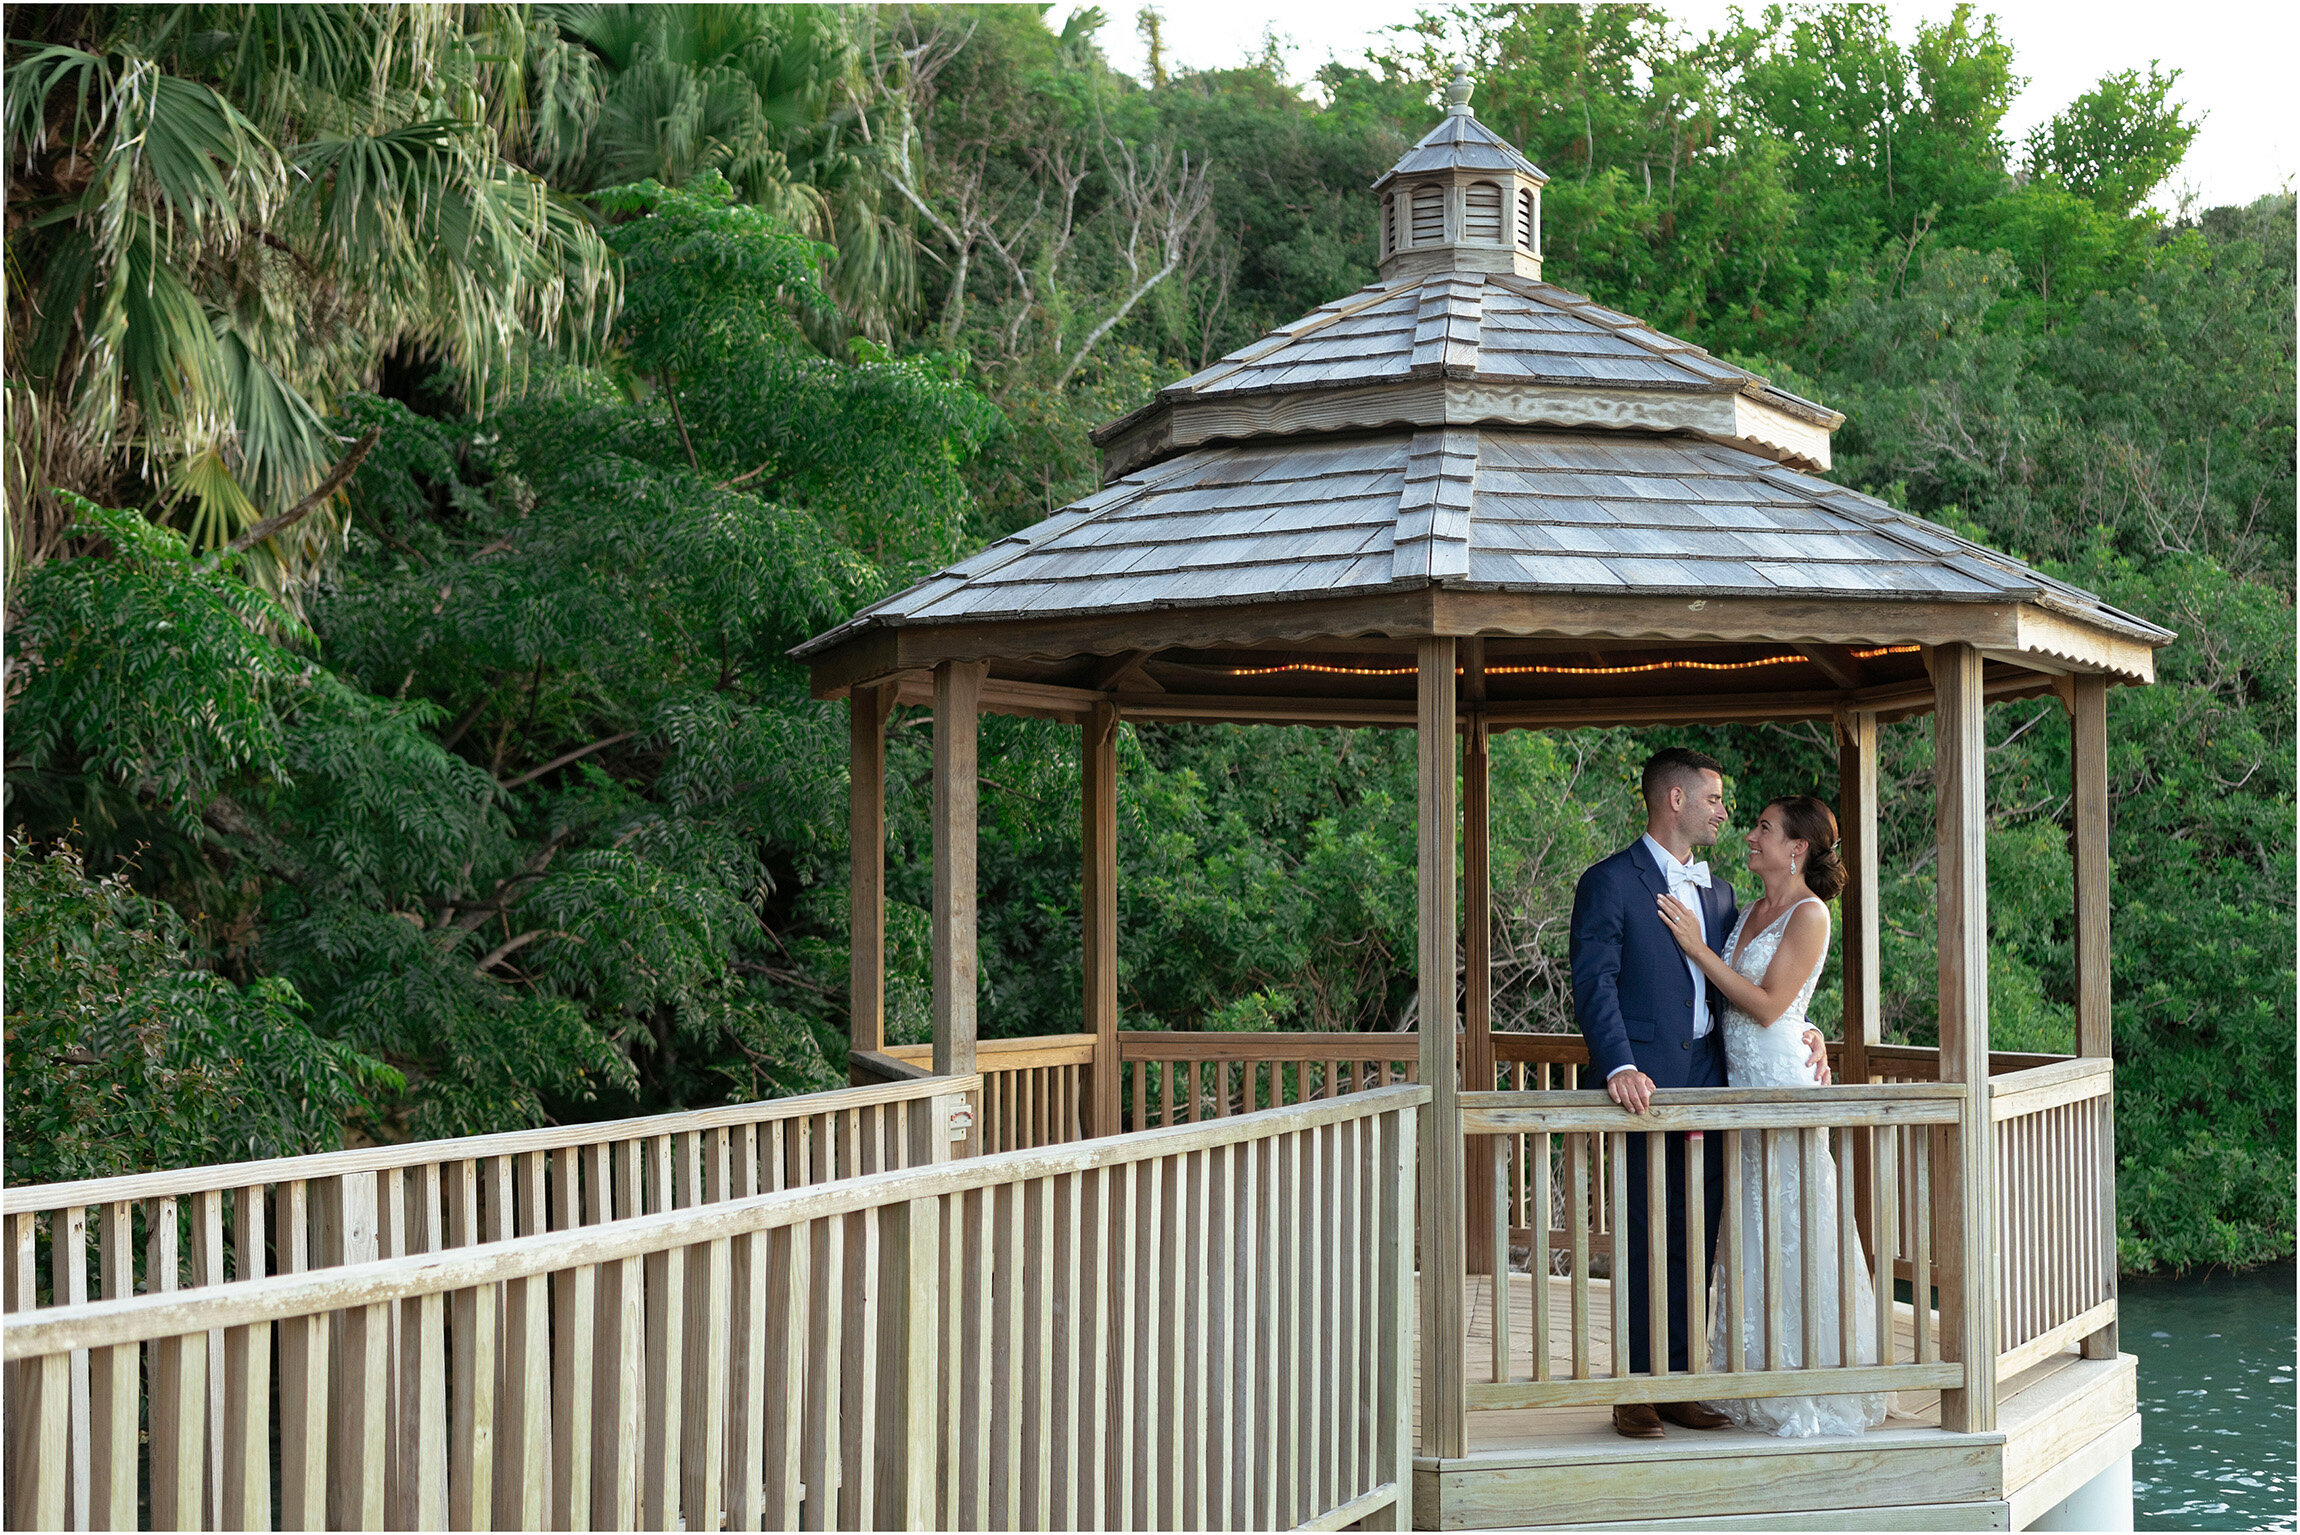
left=1641, top=747, right=1726, bottom=808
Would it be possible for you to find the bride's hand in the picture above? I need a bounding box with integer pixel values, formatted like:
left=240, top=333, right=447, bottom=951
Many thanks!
left=1654, top=893, right=1708, bottom=956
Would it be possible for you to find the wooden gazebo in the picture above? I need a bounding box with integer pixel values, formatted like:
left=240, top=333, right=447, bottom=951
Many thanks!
left=798, top=69, right=2170, bottom=1529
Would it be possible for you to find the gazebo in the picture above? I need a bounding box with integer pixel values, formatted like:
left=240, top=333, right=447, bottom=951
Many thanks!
left=797, top=68, right=2169, bottom=1528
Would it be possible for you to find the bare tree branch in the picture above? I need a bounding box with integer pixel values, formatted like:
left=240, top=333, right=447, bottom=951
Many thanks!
left=209, top=425, right=382, bottom=562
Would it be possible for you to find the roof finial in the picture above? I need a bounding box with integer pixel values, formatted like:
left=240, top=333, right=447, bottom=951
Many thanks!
left=1446, top=60, right=1475, bottom=115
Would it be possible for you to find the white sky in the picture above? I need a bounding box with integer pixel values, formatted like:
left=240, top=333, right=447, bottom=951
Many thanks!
left=1052, top=0, right=2297, bottom=214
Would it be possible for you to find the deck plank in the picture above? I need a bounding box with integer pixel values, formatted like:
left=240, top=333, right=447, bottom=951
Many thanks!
left=1417, top=1275, right=2129, bottom=1530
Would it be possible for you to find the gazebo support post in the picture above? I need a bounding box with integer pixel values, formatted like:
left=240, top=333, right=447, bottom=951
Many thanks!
left=1836, top=709, right=1881, bottom=1087
left=1418, top=636, right=1466, bottom=1459
left=1837, top=709, right=1882, bottom=1249
left=933, top=660, right=988, bottom=1155
left=1463, top=644, right=1497, bottom=1278
left=848, top=683, right=893, bottom=1079
left=1931, top=643, right=1997, bottom=1432
left=1084, top=701, right=1122, bottom=1136
left=2071, top=674, right=2120, bottom=1359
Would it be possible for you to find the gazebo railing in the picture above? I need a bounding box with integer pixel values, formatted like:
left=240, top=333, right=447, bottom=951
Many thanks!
left=2, top=1087, right=1422, bottom=1534
left=1989, top=1059, right=2119, bottom=1380
left=1457, top=1085, right=1974, bottom=1414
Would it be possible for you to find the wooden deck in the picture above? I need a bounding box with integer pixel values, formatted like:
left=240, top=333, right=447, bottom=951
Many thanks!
left=1413, top=1276, right=2138, bottom=1531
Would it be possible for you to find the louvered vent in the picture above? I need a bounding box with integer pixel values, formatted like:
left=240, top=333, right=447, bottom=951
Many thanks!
left=1516, top=188, right=1536, bottom=250
left=1410, top=184, right=1445, bottom=245
left=1383, top=194, right=1397, bottom=256
left=1465, top=182, right=1503, bottom=241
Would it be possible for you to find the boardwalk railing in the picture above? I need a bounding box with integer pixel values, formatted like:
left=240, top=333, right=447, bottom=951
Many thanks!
left=3, top=1086, right=1424, bottom=1533
left=0, top=1074, right=973, bottom=1532
left=1458, top=1085, right=1972, bottom=1412
left=1116, top=1032, right=1420, bottom=1131
left=856, top=1035, right=1097, bottom=1151
left=1990, top=1059, right=2118, bottom=1380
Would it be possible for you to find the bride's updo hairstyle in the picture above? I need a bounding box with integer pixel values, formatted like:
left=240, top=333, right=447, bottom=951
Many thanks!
left=1768, top=796, right=1847, bottom=901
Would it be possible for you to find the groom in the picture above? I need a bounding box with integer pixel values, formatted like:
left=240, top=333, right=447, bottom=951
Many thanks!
left=1569, top=748, right=1830, bottom=1439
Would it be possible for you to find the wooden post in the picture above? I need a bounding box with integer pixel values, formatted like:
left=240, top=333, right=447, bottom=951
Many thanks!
left=1462, top=637, right=1496, bottom=1277
left=1931, top=643, right=1997, bottom=1432
left=934, top=661, right=988, bottom=1155
left=1084, top=701, right=1122, bottom=1137
left=1416, top=636, right=1465, bottom=1460
left=851, top=682, right=894, bottom=1074
left=2071, top=673, right=2120, bottom=1359
left=1838, top=709, right=1882, bottom=1255
left=1837, top=710, right=1881, bottom=1086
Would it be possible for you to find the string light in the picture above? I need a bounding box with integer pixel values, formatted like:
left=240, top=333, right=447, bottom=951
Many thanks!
left=1219, top=645, right=1920, bottom=680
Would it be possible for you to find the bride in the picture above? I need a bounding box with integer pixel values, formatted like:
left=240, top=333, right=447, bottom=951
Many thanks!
left=1653, top=794, right=1887, bottom=1438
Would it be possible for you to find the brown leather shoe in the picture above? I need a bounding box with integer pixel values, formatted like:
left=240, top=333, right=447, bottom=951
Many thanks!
left=1612, top=1403, right=1667, bottom=1439
left=1656, top=1399, right=1733, bottom=1430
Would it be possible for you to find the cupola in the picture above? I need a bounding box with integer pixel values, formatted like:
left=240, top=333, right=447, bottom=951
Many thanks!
left=1372, top=64, right=1547, bottom=281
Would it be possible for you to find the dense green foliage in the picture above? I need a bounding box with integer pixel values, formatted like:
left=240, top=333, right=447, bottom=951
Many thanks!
left=5, top=3, right=2289, bottom=1271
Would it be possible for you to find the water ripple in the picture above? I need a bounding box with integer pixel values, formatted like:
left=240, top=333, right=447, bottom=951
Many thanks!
left=2124, top=1260, right=2296, bottom=1532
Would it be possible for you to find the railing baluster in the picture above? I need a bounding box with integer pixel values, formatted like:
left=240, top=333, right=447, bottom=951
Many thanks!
left=91, top=1199, right=140, bottom=1532
left=146, top=1197, right=202, bottom=1531
left=1723, top=1129, right=1745, bottom=1376
left=1607, top=1132, right=1630, bottom=1382
left=641, top=1136, right=685, bottom=1534
left=51, top=1201, right=90, bottom=1534
left=221, top=1187, right=268, bottom=1532
left=192, top=1188, right=227, bottom=1527
left=1645, top=1130, right=1668, bottom=1381
left=764, top=1224, right=807, bottom=1531
left=446, top=1162, right=493, bottom=1533
left=1531, top=1127, right=1552, bottom=1383
left=1872, top=1125, right=1897, bottom=1370
left=1491, top=1138, right=1510, bottom=1386
left=1191, top=1149, right=1215, bottom=1531
left=1836, top=1126, right=1858, bottom=1371
left=1799, top=1128, right=1822, bottom=1373
left=1913, top=1130, right=1935, bottom=1365
left=1685, top=1132, right=1706, bottom=1380
left=846, top=1207, right=881, bottom=1534
left=683, top=1133, right=730, bottom=1535
left=801, top=1214, right=844, bottom=1533
left=552, top=1149, right=593, bottom=1531
left=1569, top=1134, right=1591, bottom=1381
left=1762, top=1131, right=1784, bottom=1372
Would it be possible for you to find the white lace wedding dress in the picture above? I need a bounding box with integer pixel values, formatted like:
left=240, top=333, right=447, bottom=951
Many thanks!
left=1701, top=897, right=1888, bottom=1438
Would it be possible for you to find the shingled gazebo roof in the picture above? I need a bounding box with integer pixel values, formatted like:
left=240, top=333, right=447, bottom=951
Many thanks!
left=798, top=76, right=2170, bottom=726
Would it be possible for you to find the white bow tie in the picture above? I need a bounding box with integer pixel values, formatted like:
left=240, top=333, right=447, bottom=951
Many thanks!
left=1677, top=862, right=1713, bottom=891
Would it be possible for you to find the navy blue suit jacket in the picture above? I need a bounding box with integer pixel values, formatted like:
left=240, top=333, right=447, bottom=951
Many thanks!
left=1570, top=840, right=1739, bottom=1089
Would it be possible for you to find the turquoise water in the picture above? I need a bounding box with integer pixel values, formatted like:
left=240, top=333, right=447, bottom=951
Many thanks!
left=2123, top=1259, right=2296, bottom=1530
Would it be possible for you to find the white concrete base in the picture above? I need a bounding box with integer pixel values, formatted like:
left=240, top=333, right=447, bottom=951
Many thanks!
left=2021, top=1451, right=2134, bottom=1532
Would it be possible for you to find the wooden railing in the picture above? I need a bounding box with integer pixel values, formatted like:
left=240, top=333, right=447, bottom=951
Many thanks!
left=0, top=1075, right=971, bottom=1531
left=1458, top=1085, right=1973, bottom=1411
left=1850, top=1043, right=2070, bottom=1083
left=856, top=1035, right=1098, bottom=1151
left=3, top=1085, right=1423, bottom=1533
left=1990, top=1058, right=2117, bottom=1380
left=1115, top=1031, right=1419, bottom=1131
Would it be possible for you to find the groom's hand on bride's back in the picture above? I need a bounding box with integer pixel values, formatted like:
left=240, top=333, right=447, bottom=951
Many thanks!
left=1606, top=1068, right=1655, bottom=1115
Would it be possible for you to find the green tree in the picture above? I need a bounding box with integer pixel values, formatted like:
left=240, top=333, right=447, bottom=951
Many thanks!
left=4, top=5, right=616, bottom=577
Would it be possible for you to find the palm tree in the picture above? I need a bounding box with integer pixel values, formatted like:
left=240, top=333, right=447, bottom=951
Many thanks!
left=4, top=5, right=618, bottom=583
left=526, top=4, right=916, bottom=341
